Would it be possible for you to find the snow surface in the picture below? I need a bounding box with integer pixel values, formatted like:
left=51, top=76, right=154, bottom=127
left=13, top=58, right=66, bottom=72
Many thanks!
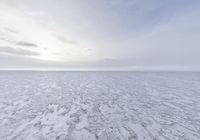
left=0, top=71, right=200, bottom=140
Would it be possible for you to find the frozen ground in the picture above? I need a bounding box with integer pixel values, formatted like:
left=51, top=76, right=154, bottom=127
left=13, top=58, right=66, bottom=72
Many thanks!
left=0, top=71, right=200, bottom=140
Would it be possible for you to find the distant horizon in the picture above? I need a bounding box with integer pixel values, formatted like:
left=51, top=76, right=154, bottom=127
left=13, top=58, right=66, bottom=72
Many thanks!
left=1, top=65, right=200, bottom=72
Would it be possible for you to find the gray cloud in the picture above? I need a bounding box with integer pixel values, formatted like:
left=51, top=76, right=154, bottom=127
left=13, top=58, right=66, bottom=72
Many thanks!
left=16, top=41, right=38, bottom=48
left=0, top=38, right=38, bottom=48
left=4, top=27, right=18, bottom=34
left=0, top=46, right=40, bottom=56
left=0, top=37, right=14, bottom=43
left=54, top=35, right=78, bottom=45
left=0, top=37, right=8, bottom=42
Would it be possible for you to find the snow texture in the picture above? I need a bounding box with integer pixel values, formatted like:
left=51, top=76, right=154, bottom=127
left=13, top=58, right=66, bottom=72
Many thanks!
left=0, top=71, right=200, bottom=140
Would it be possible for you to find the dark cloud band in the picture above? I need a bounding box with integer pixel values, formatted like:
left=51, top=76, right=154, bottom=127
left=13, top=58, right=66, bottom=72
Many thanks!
left=16, top=41, right=38, bottom=48
left=0, top=46, right=40, bottom=56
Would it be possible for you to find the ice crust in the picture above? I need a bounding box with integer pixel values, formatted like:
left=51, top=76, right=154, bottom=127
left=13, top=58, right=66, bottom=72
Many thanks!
left=0, top=71, right=200, bottom=140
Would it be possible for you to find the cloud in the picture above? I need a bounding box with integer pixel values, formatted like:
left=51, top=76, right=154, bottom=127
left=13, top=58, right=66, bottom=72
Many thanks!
left=0, top=37, right=9, bottom=42
left=16, top=41, right=38, bottom=48
left=54, top=35, right=78, bottom=45
left=0, top=38, right=38, bottom=48
left=0, top=37, right=15, bottom=45
left=3, top=27, right=18, bottom=34
left=0, top=46, right=40, bottom=56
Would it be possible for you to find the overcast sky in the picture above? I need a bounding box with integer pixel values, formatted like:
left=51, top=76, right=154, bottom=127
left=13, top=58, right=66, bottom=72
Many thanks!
left=0, top=0, right=200, bottom=70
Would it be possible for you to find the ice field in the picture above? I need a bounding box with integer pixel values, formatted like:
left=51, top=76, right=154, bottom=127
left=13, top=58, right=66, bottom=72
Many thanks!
left=0, top=71, right=200, bottom=140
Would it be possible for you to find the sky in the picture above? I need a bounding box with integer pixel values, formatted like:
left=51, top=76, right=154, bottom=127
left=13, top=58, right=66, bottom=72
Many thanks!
left=0, top=0, right=200, bottom=70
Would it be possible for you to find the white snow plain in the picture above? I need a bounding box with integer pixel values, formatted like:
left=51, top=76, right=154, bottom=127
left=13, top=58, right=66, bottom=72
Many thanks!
left=0, top=71, right=200, bottom=140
